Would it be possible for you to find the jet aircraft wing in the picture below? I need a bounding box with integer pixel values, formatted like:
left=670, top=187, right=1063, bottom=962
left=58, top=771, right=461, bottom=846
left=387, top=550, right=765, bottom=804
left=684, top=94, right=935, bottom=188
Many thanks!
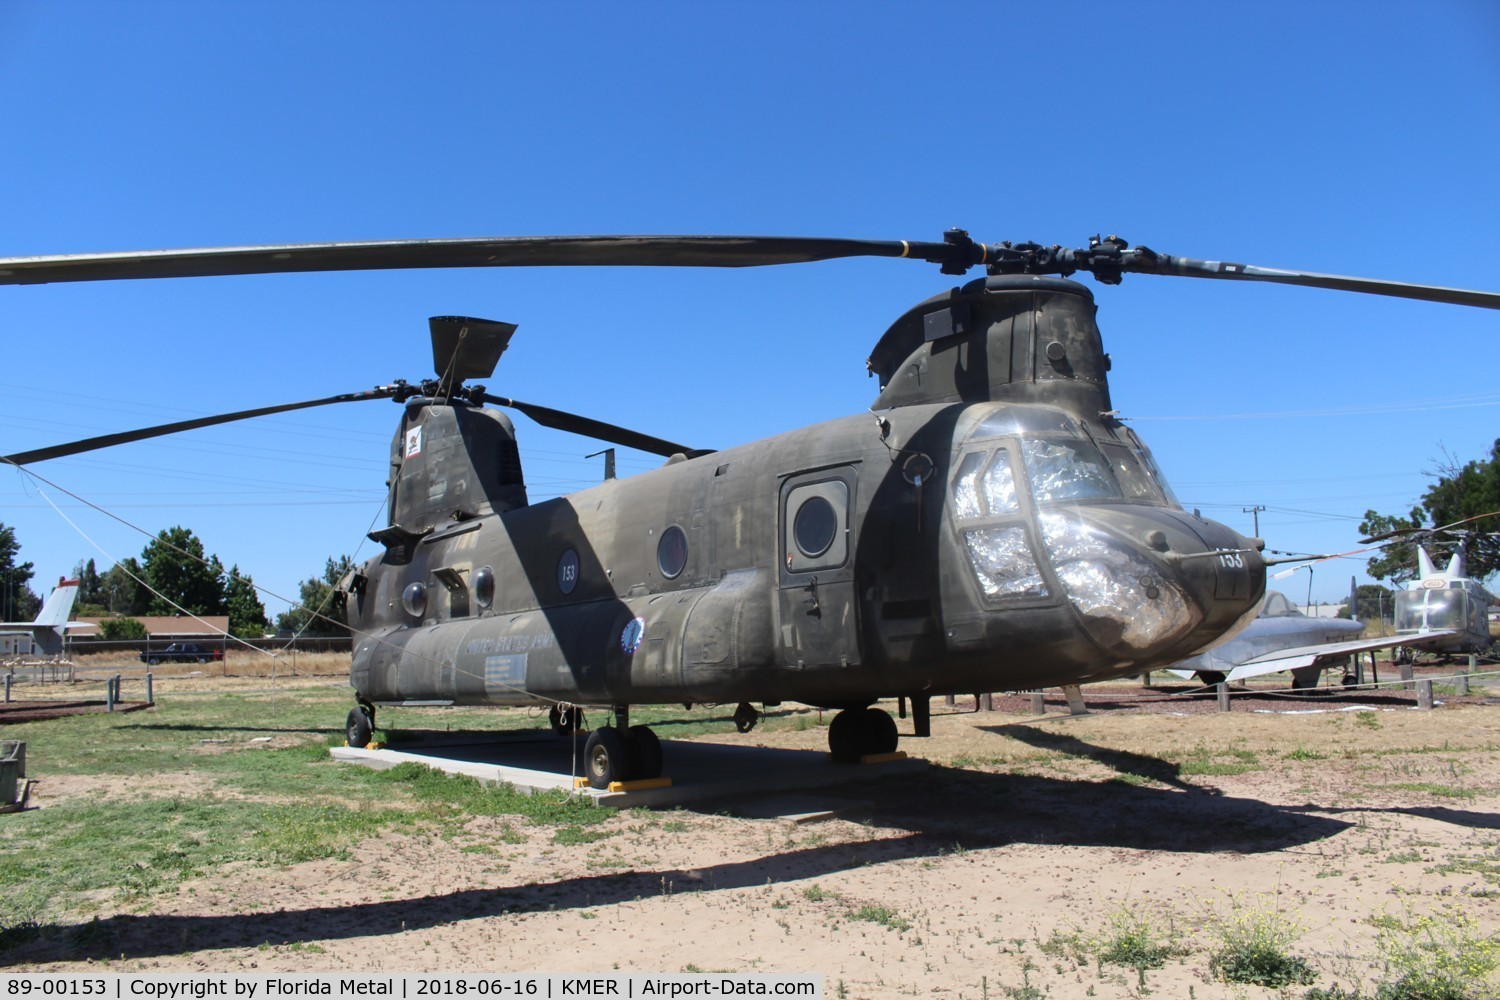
left=1222, top=630, right=1464, bottom=682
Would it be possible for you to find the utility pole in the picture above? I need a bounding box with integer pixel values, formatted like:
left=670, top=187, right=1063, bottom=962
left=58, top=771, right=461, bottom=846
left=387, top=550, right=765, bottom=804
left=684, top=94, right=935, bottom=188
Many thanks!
left=586, top=448, right=616, bottom=481
left=1243, top=504, right=1265, bottom=536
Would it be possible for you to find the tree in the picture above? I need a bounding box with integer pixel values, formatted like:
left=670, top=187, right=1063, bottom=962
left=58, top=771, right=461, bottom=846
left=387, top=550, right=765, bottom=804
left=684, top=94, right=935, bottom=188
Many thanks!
left=140, top=526, right=226, bottom=616
left=1338, top=584, right=1395, bottom=624
left=276, top=555, right=355, bottom=635
left=0, top=522, right=39, bottom=622
left=102, top=558, right=151, bottom=616
left=1357, top=508, right=1425, bottom=586
left=224, top=565, right=268, bottom=638
left=1360, top=439, right=1500, bottom=584
left=73, top=558, right=109, bottom=617
left=98, top=617, right=147, bottom=640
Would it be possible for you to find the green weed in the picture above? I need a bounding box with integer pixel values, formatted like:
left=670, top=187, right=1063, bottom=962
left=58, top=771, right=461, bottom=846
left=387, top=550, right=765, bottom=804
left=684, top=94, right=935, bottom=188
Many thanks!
left=847, top=904, right=910, bottom=932
left=1093, top=902, right=1182, bottom=971
left=1366, top=903, right=1500, bottom=999
left=1201, top=891, right=1315, bottom=988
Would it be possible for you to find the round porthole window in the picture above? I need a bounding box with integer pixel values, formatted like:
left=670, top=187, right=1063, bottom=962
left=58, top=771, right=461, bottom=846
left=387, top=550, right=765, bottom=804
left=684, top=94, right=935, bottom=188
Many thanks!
left=657, top=525, right=688, bottom=579
left=401, top=581, right=427, bottom=619
left=793, top=495, right=838, bottom=558
left=557, top=548, right=580, bottom=595
left=473, top=566, right=496, bottom=609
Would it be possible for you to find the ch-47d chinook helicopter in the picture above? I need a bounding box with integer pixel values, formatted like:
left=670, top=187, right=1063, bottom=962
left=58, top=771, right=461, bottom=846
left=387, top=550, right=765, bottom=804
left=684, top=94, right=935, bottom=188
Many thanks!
left=4, top=232, right=1498, bottom=787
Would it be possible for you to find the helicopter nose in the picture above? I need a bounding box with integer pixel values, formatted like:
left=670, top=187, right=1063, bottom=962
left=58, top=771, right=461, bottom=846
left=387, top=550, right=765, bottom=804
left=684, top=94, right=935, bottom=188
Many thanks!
left=1016, top=508, right=1265, bottom=666
left=1030, top=509, right=1200, bottom=657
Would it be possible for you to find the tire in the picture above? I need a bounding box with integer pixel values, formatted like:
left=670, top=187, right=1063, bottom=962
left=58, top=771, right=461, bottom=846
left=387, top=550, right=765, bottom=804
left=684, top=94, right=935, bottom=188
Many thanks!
left=863, top=707, right=898, bottom=755
left=827, top=709, right=866, bottom=763
left=625, top=725, right=663, bottom=779
left=1197, top=671, right=1226, bottom=687
left=345, top=706, right=374, bottom=748
left=147, top=657, right=160, bottom=666
left=733, top=701, right=759, bottom=733
left=584, top=726, right=627, bottom=789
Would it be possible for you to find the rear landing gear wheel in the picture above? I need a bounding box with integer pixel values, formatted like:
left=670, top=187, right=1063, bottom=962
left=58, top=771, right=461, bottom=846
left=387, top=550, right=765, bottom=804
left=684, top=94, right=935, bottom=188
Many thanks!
left=864, top=707, right=898, bottom=755
left=1197, top=671, right=1226, bottom=687
left=828, top=707, right=901, bottom=762
left=584, top=726, right=627, bottom=789
left=549, top=704, right=583, bottom=736
left=625, top=725, right=663, bottom=780
left=345, top=706, right=373, bottom=748
left=828, top=710, right=864, bottom=763
left=733, top=702, right=759, bottom=733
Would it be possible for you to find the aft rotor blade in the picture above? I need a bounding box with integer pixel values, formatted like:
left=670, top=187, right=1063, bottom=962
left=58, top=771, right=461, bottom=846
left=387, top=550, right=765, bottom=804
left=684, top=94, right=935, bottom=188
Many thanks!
left=0, top=235, right=973, bottom=285
left=479, top=393, right=699, bottom=458
left=2, top=387, right=396, bottom=466
left=1121, top=252, right=1500, bottom=310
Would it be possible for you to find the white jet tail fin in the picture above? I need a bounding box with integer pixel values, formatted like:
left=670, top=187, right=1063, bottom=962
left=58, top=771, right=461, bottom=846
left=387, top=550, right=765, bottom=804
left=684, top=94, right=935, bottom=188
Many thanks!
left=32, top=578, right=80, bottom=627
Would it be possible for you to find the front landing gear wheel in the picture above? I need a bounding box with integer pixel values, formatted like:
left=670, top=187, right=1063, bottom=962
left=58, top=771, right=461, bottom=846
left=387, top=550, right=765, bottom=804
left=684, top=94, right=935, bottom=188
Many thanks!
left=733, top=702, right=759, bottom=733
left=549, top=704, right=583, bottom=736
left=345, top=706, right=373, bottom=748
left=584, top=726, right=627, bottom=789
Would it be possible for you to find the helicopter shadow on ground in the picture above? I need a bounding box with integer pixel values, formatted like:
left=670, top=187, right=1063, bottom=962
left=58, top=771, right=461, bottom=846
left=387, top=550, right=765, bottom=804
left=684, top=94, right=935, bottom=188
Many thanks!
left=7, top=739, right=1352, bottom=964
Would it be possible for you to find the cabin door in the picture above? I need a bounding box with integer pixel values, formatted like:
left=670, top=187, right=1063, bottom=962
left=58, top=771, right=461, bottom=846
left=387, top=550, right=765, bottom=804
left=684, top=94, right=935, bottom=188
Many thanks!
left=777, top=467, right=861, bottom=668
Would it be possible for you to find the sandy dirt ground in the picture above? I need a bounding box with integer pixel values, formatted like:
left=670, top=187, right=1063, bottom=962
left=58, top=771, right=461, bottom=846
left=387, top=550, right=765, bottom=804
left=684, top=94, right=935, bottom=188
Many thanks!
left=9, top=688, right=1500, bottom=999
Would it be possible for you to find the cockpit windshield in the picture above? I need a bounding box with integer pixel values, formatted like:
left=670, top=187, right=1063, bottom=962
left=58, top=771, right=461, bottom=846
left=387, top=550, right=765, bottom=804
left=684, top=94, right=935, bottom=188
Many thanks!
left=1395, top=587, right=1467, bottom=633
left=1019, top=438, right=1119, bottom=502
left=959, top=406, right=1181, bottom=511
left=1260, top=592, right=1302, bottom=618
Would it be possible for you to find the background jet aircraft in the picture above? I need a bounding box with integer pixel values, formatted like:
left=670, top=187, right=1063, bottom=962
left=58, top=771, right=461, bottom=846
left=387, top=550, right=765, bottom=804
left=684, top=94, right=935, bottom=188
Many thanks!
left=1163, top=551, right=1491, bottom=689
left=0, top=578, right=81, bottom=657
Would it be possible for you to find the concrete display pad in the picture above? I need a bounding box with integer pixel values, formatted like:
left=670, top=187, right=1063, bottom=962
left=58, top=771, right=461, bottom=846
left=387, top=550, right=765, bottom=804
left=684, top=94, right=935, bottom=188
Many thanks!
left=331, top=730, right=927, bottom=808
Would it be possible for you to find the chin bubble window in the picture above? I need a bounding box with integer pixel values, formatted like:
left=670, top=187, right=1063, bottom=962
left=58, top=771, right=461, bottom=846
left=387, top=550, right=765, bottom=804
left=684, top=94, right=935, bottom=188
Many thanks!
left=473, top=565, right=496, bottom=609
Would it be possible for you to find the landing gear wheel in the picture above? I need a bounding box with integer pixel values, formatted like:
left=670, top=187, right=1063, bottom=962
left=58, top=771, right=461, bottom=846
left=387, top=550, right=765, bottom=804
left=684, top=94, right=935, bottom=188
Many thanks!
left=625, top=725, right=663, bottom=780
left=733, top=701, right=759, bottom=733
left=1197, top=670, right=1226, bottom=687
left=827, top=709, right=867, bottom=763
left=863, top=707, right=898, bottom=755
left=584, top=726, right=627, bottom=789
left=345, top=706, right=374, bottom=748
left=1341, top=673, right=1358, bottom=688
left=549, top=704, right=583, bottom=736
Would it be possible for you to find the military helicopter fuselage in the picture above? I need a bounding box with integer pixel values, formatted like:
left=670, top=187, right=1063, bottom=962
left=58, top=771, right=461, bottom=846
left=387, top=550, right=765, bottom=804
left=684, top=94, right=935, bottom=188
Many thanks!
left=345, top=276, right=1265, bottom=747
left=16, top=230, right=1489, bottom=788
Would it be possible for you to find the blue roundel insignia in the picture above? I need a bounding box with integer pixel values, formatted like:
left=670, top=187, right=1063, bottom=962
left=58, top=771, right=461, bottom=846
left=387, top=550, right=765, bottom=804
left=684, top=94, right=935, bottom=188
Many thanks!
left=620, top=616, right=646, bottom=655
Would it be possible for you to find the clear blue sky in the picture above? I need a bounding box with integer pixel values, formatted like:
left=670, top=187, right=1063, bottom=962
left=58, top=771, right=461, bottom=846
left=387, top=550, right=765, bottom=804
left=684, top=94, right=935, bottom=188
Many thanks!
left=1, top=1, right=1497, bottom=614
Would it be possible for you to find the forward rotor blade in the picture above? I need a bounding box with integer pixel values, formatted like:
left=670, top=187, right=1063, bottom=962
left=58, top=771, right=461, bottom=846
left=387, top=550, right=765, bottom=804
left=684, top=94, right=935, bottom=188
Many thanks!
left=7, top=233, right=1496, bottom=310
left=1121, top=252, right=1500, bottom=310
left=0, top=235, right=967, bottom=285
left=479, top=393, right=700, bottom=458
left=2, top=387, right=396, bottom=466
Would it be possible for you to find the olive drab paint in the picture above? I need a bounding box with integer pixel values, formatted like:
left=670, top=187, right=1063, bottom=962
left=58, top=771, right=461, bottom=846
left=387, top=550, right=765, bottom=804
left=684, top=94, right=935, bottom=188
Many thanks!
left=344, top=276, right=1266, bottom=722
left=9, top=230, right=1494, bottom=780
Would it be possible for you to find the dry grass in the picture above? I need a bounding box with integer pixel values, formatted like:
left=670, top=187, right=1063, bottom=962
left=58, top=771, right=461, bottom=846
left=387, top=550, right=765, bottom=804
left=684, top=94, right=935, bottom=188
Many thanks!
left=65, top=649, right=350, bottom=678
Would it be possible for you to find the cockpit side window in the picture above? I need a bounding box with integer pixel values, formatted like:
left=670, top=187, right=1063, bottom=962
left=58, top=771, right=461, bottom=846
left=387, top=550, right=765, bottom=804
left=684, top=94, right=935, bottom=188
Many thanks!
left=1124, top=428, right=1182, bottom=508
left=1100, top=444, right=1163, bottom=503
